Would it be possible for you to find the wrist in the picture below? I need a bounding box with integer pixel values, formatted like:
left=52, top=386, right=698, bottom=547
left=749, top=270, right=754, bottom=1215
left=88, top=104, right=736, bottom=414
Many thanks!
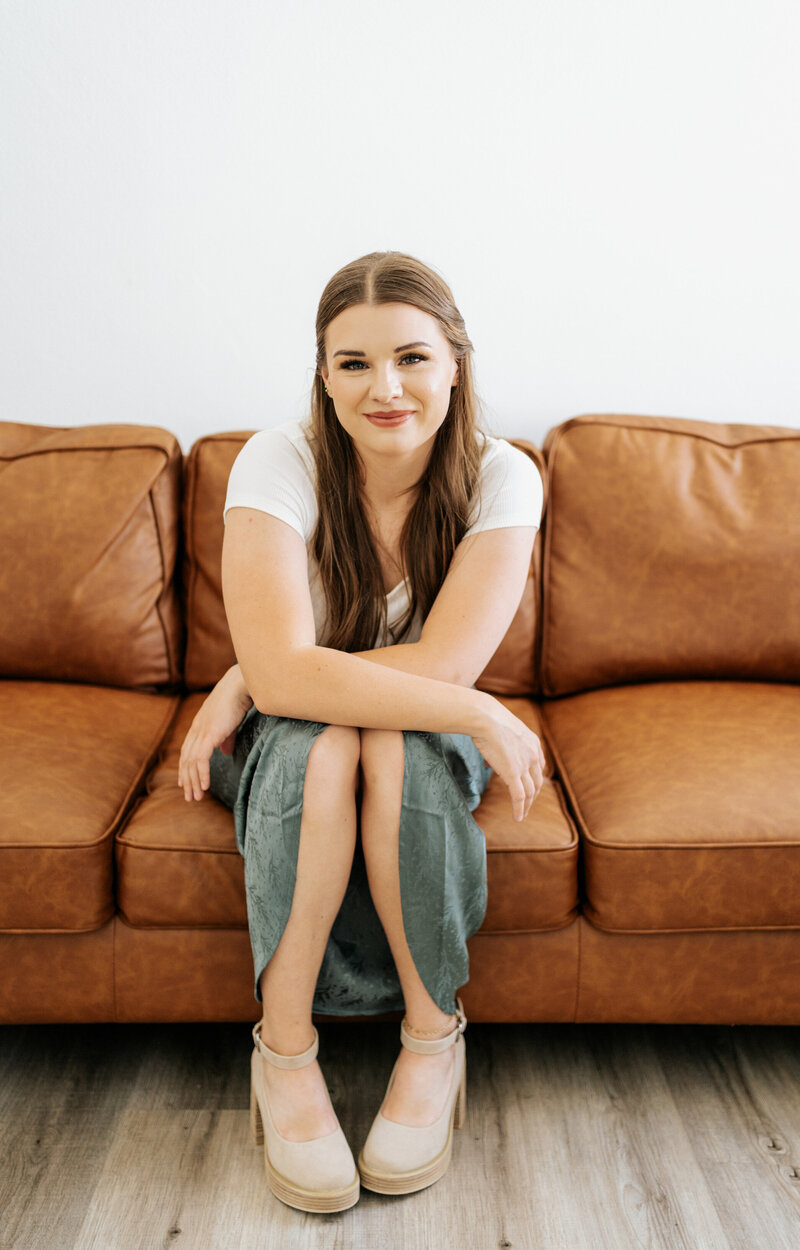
left=230, top=662, right=254, bottom=705
left=464, top=688, right=495, bottom=739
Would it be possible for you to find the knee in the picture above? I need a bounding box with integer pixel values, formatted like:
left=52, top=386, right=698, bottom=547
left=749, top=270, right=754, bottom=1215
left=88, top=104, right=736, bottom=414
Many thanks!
left=304, top=725, right=361, bottom=801
left=359, top=728, right=405, bottom=792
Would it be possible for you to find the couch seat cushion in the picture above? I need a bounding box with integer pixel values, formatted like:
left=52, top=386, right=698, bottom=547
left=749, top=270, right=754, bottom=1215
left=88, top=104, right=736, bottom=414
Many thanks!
left=0, top=681, right=179, bottom=931
left=116, top=694, right=248, bottom=929
left=477, top=698, right=578, bottom=932
left=117, top=695, right=579, bottom=934
left=541, top=679, right=800, bottom=931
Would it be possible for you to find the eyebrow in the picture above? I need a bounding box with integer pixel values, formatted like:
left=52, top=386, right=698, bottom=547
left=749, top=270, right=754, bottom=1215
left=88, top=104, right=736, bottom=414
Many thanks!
left=332, top=341, right=433, bottom=358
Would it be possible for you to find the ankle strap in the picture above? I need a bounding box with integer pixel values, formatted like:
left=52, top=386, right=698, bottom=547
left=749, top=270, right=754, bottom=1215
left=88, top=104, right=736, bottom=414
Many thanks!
left=252, top=1021, right=319, bottom=1069
left=400, top=997, right=467, bottom=1054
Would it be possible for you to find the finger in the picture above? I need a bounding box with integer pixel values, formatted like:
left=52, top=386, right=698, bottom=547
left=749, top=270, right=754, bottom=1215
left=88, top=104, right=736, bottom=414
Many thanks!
left=522, top=775, right=536, bottom=819
left=182, top=760, right=197, bottom=802
left=199, top=759, right=210, bottom=792
left=183, top=764, right=195, bottom=802
left=525, top=758, right=543, bottom=813
left=190, top=762, right=203, bottom=802
left=178, top=740, right=193, bottom=790
left=510, top=781, right=526, bottom=823
left=535, top=755, right=547, bottom=795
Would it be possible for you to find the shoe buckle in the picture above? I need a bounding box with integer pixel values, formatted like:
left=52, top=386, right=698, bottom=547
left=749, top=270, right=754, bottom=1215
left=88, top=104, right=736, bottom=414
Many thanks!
left=453, top=998, right=467, bottom=1036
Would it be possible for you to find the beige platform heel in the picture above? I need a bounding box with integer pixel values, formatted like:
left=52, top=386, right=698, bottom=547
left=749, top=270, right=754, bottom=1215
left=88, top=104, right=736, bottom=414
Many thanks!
left=249, top=1021, right=360, bottom=1213
left=357, top=997, right=468, bottom=1195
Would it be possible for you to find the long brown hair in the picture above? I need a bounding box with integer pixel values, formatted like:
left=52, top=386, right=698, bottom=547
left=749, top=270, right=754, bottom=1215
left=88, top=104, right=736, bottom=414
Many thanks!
left=309, top=251, right=484, bottom=652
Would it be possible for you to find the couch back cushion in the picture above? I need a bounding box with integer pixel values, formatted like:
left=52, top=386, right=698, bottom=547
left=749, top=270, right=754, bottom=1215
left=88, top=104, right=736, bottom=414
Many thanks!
left=182, top=430, right=546, bottom=695
left=540, top=414, right=800, bottom=697
left=182, top=432, right=252, bottom=691
left=0, top=421, right=183, bottom=689
left=476, top=438, right=547, bottom=696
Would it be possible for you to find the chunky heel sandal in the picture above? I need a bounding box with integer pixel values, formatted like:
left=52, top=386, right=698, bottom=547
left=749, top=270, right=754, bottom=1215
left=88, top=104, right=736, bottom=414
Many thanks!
left=453, top=1060, right=467, bottom=1130
left=250, top=1080, right=265, bottom=1146
left=250, top=1021, right=360, bottom=1213
left=357, top=997, right=468, bottom=1195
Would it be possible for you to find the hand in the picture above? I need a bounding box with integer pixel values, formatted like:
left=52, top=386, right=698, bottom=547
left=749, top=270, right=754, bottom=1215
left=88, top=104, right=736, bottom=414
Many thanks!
left=471, top=697, right=546, bottom=822
left=177, top=665, right=254, bottom=802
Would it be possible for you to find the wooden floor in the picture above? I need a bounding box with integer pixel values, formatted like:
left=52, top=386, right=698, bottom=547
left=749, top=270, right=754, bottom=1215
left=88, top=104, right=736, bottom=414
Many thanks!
left=1, top=1018, right=799, bottom=1249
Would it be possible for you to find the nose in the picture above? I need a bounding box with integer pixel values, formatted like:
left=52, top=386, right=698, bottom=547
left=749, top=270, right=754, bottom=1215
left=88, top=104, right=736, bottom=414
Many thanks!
left=368, top=362, right=403, bottom=403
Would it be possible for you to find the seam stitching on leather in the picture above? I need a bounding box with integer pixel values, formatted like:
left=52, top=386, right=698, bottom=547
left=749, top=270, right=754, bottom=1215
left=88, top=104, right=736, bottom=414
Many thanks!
left=147, top=469, right=177, bottom=684
left=182, top=445, right=200, bottom=686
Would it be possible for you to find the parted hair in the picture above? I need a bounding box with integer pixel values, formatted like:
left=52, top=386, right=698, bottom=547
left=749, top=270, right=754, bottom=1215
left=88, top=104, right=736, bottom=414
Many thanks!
left=309, top=250, right=484, bottom=652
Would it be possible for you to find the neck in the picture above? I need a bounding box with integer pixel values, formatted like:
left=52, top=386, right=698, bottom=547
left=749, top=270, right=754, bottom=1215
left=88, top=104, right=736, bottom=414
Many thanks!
left=356, top=436, right=435, bottom=512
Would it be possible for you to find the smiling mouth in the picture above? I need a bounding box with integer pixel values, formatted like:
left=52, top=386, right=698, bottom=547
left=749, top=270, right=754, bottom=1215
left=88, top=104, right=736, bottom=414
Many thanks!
left=363, top=411, right=415, bottom=426
left=364, top=413, right=414, bottom=430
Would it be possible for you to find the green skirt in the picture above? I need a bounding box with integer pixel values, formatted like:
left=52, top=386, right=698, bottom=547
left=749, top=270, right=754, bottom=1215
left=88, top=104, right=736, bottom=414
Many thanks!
left=208, top=707, right=492, bottom=1017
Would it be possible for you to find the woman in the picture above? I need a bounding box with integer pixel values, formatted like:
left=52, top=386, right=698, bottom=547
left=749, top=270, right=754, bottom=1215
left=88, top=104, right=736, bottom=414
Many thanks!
left=177, top=251, right=545, bottom=1213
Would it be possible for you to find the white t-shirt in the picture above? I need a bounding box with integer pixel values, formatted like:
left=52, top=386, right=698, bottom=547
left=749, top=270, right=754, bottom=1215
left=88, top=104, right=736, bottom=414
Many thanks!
left=223, top=418, right=544, bottom=647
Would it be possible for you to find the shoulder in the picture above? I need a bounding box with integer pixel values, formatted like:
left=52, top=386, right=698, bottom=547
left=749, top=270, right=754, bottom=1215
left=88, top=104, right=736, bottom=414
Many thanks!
left=231, top=418, right=315, bottom=477
left=476, top=432, right=543, bottom=503
left=478, top=431, right=539, bottom=480
left=465, top=432, right=544, bottom=536
left=224, top=418, right=317, bottom=537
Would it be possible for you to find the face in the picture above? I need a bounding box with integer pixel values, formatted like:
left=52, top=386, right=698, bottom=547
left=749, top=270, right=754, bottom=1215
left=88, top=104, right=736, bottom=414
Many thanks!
left=320, top=302, right=459, bottom=460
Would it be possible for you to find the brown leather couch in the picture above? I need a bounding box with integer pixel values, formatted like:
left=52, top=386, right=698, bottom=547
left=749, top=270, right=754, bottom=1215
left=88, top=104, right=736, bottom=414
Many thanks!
left=2, top=413, right=799, bottom=1026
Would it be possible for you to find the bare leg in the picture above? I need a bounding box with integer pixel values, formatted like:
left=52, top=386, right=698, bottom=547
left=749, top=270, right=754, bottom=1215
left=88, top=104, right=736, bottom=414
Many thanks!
left=359, top=728, right=460, bottom=1127
left=257, top=725, right=360, bottom=1142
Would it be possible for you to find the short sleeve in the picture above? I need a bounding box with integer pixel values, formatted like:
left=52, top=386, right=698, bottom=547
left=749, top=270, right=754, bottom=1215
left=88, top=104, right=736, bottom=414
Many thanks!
left=223, top=424, right=316, bottom=541
left=463, top=439, right=544, bottom=538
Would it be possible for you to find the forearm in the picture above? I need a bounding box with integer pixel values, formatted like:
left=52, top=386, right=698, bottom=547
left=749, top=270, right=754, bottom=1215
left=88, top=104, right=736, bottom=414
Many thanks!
left=242, top=646, right=493, bottom=737
left=351, top=641, right=466, bottom=686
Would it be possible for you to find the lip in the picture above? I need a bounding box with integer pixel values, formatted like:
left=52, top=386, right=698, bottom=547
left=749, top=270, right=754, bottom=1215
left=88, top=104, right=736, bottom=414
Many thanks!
left=364, top=410, right=415, bottom=427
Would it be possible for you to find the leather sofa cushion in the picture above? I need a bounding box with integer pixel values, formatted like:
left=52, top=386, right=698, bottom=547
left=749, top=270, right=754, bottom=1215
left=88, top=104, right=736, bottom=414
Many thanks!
left=541, top=679, right=800, bottom=931
left=0, top=421, right=183, bottom=689
left=540, top=414, right=800, bottom=697
left=181, top=432, right=547, bottom=696
left=117, top=695, right=249, bottom=929
left=0, top=681, right=179, bottom=932
left=116, top=694, right=579, bottom=934
left=8, top=918, right=800, bottom=1025
left=181, top=432, right=251, bottom=692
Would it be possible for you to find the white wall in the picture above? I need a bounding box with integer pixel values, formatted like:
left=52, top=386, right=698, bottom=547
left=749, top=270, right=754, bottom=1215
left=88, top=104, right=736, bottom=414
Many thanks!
left=2, top=0, right=798, bottom=451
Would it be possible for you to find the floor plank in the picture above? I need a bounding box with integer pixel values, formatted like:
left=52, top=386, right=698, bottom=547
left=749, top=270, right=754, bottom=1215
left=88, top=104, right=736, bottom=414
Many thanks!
left=655, top=1025, right=800, bottom=1248
left=2, top=1021, right=800, bottom=1250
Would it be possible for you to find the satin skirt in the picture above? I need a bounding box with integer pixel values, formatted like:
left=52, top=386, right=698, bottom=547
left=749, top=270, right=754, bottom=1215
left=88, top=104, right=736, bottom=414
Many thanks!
left=208, top=706, right=493, bottom=1017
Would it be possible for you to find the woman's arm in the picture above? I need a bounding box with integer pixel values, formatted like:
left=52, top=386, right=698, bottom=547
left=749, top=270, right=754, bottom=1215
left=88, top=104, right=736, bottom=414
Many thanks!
left=222, top=526, right=533, bottom=693
left=221, top=508, right=544, bottom=819
left=176, top=525, right=525, bottom=805
left=351, top=526, right=537, bottom=686
left=177, top=663, right=254, bottom=802
left=222, top=508, right=496, bottom=736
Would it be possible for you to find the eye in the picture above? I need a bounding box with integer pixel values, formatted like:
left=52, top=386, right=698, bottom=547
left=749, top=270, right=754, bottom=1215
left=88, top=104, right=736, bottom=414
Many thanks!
left=338, top=353, right=428, bottom=371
